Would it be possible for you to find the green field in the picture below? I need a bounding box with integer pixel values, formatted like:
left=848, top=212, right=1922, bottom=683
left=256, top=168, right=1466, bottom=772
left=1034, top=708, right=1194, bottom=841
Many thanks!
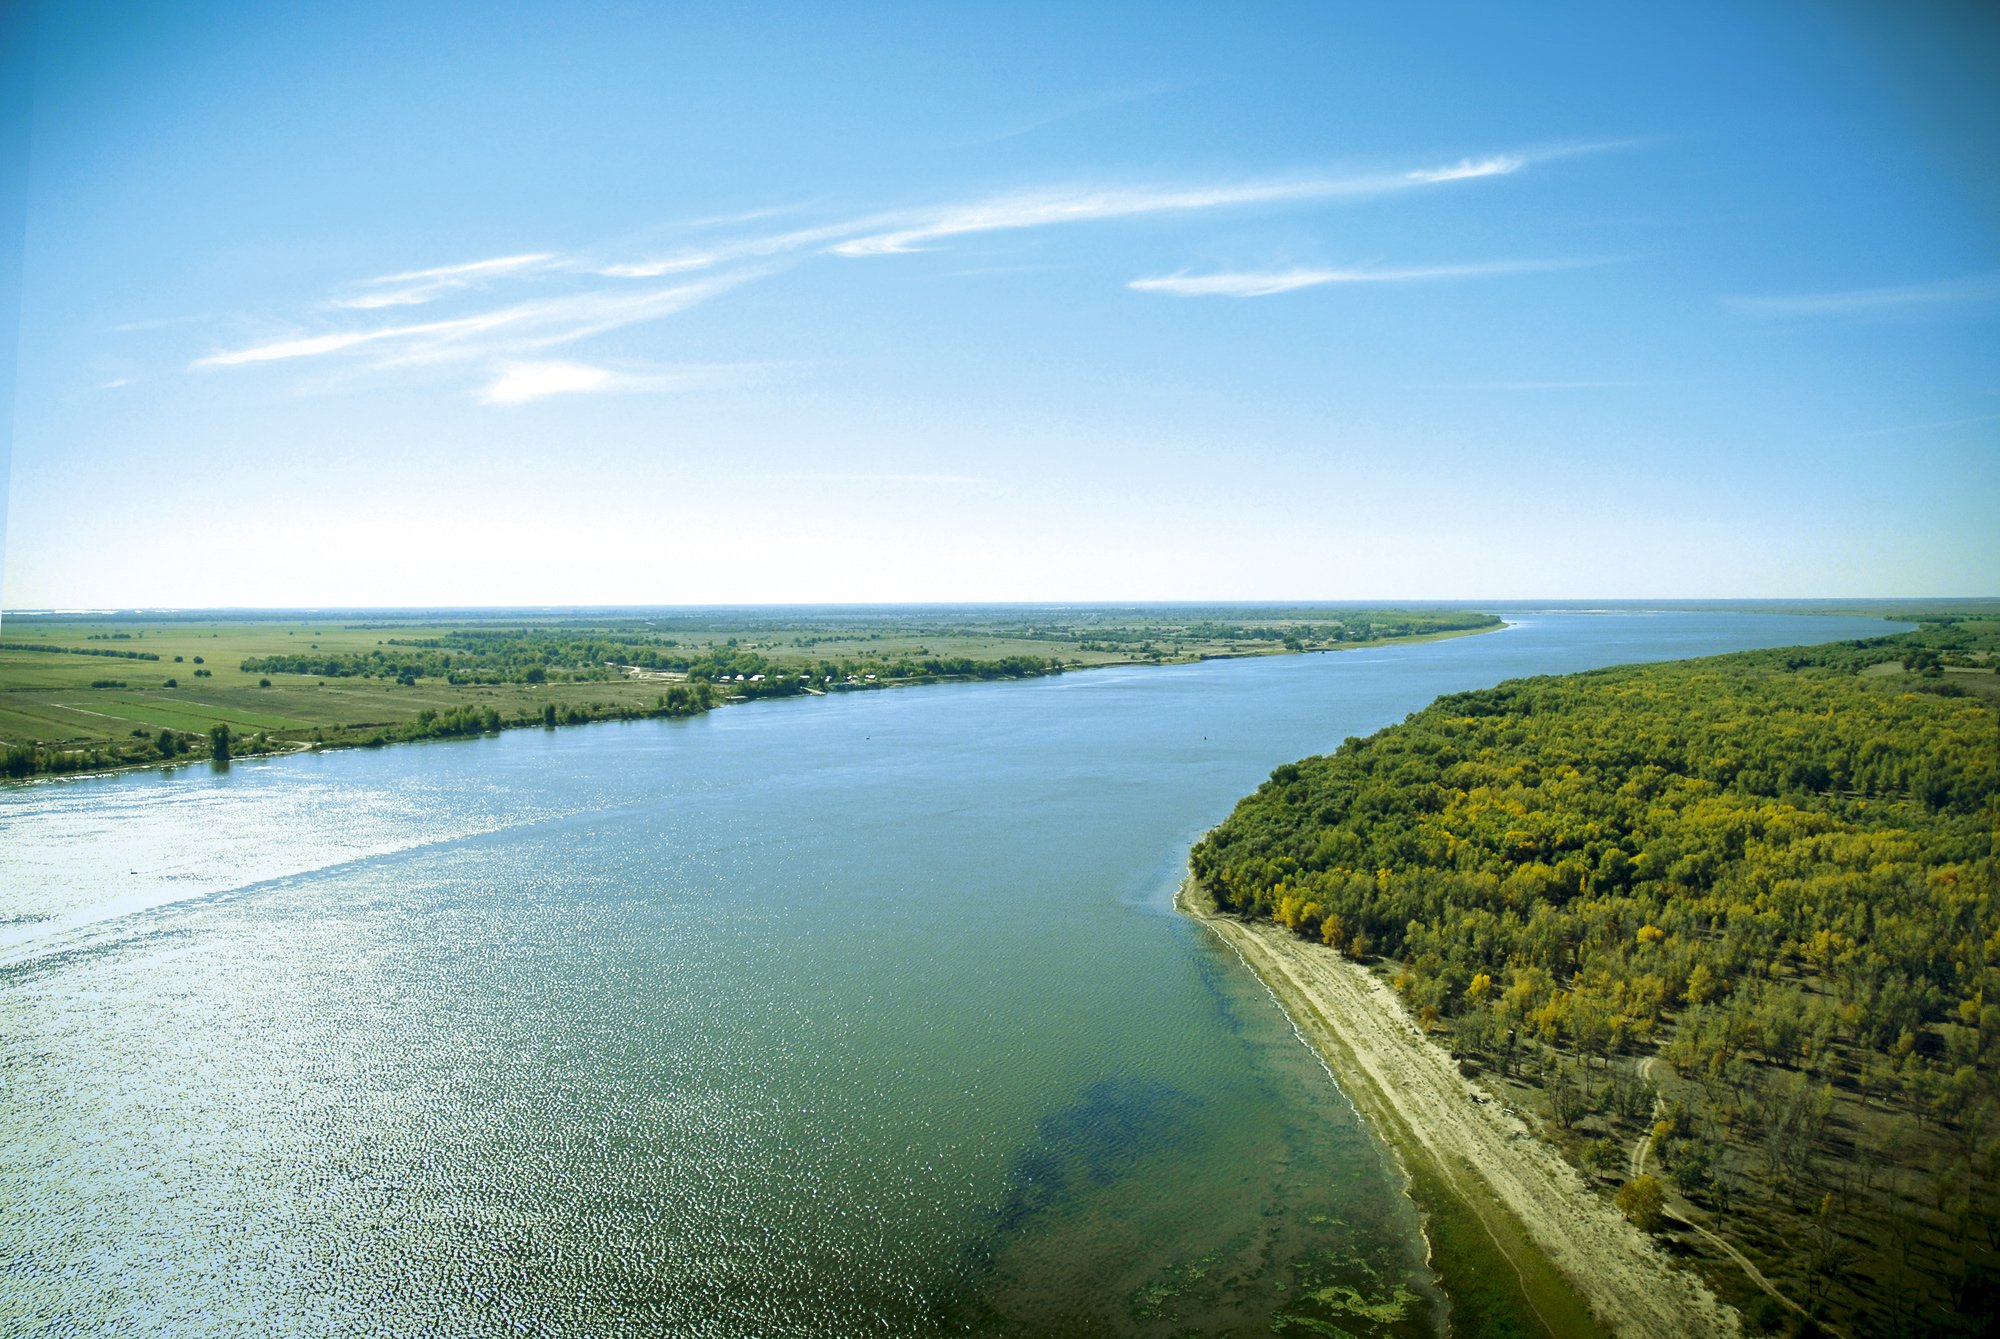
left=0, top=605, right=1502, bottom=777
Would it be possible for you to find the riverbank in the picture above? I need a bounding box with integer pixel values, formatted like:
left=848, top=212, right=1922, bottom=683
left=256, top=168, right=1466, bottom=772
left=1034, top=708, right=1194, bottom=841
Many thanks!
left=1177, top=876, right=1739, bottom=1339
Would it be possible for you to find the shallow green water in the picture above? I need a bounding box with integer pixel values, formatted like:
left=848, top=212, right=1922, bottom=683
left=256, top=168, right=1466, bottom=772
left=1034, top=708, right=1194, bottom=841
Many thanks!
left=0, top=611, right=1898, bottom=1335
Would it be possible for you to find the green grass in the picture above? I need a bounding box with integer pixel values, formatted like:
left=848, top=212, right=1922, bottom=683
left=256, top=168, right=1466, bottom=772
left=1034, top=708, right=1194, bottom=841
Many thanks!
left=1404, top=1155, right=1605, bottom=1339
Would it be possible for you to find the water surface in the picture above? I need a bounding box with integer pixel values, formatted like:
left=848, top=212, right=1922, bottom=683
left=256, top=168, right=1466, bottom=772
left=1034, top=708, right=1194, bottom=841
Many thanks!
left=0, top=611, right=1899, bottom=1335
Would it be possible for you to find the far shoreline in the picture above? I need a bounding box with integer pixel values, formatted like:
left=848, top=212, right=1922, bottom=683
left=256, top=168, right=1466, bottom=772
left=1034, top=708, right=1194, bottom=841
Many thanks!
left=0, top=620, right=1506, bottom=788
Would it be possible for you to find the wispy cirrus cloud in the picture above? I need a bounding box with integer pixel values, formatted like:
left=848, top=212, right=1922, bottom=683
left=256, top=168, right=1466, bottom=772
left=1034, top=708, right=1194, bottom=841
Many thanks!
left=1840, top=411, right=2000, bottom=438
left=592, top=221, right=864, bottom=278
left=1405, top=154, right=1525, bottom=183
left=186, top=143, right=1597, bottom=401
left=195, top=309, right=521, bottom=366
left=335, top=252, right=560, bottom=309
left=1130, top=258, right=1598, bottom=298
left=829, top=155, right=1534, bottom=258
left=602, top=151, right=1543, bottom=271
left=1725, top=272, right=2000, bottom=317
left=197, top=273, right=751, bottom=370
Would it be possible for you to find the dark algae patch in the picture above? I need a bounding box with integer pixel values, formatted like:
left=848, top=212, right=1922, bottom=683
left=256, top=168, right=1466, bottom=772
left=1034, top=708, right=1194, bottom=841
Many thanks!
left=991, top=1078, right=1206, bottom=1235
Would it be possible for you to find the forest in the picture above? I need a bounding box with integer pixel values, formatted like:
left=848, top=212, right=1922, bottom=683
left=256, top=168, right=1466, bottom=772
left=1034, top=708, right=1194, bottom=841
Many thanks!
left=1192, top=620, right=1999, bottom=1336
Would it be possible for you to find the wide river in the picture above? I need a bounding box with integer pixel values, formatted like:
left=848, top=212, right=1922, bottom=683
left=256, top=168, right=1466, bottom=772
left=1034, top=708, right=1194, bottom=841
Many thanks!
left=0, top=610, right=1899, bottom=1337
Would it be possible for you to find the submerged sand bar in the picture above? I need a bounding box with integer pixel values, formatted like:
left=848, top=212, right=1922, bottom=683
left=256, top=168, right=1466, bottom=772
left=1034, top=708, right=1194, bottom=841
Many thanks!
left=1179, top=878, right=1739, bottom=1339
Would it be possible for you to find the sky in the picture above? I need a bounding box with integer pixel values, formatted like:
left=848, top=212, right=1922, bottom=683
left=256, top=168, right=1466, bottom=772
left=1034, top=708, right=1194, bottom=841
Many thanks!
left=2, top=0, right=1997, bottom=607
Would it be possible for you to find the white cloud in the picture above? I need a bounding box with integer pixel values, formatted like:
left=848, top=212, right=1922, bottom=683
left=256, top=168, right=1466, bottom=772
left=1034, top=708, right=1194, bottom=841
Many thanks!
left=480, top=358, right=771, bottom=406
left=1130, top=259, right=1590, bottom=297
left=595, top=253, right=723, bottom=279
left=336, top=252, right=559, bottom=309
left=1406, top=155, right=1525, bottom=183
left=491, top=275, right=750, bottom=349
left=197, top=325, right=424, bottom=366
left=592, top=220, right=867, bottom=277
left=186, top=144, right=1583, bottom=398
left=369, top=253, right=558, bottom=285
left=194, top=274, right=749, bottom=371
left=194, top=306, right=532, bottom=367
left=829, top=154, right=1531, bottom=258
left=593, top=149, right=1546, bottom=271
left=1725, top=273, right=2000, bottom=316
left=481, top=361, right=614, bottom=404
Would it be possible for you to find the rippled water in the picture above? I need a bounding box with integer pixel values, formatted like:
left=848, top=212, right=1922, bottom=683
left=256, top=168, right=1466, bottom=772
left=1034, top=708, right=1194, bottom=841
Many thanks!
left=0, top=611, right=1899, bottom=1336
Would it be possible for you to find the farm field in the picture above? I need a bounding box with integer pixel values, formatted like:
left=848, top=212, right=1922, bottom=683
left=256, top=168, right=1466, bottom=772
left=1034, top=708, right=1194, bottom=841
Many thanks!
left=0, top=605, right=1501, bottom=776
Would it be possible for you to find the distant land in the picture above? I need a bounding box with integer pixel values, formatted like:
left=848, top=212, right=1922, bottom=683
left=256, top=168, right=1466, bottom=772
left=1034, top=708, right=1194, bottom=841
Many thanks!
left=0, top=602, right=1509, bottom=779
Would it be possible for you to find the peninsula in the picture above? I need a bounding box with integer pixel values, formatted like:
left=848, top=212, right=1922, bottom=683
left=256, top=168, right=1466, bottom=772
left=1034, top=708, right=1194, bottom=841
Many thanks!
left=1184, top=615, right=2000, bottom=1336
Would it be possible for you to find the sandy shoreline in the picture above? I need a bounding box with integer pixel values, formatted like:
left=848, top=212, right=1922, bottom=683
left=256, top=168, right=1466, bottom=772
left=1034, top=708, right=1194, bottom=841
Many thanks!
left=1177, top=876, right=1739, bottom=1339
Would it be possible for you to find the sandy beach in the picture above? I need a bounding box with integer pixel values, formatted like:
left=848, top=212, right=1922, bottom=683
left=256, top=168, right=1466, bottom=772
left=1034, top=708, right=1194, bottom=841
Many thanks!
left=1179, top=877, right=1739, bottom=1339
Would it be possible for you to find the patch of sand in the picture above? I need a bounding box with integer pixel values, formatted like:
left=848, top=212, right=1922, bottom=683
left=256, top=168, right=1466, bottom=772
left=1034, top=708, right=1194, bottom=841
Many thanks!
left=1179, top=878, right=1738, bottom=1339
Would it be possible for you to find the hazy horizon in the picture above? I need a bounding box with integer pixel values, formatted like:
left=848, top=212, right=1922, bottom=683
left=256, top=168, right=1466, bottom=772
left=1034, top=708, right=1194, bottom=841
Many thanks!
left=3, top=3, right=1996, bottom=606
left=2, top=596, right=1987, bottom=627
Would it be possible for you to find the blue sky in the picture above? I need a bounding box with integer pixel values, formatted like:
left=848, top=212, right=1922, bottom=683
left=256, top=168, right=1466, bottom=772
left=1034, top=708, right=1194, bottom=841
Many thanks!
left=3, top=1, right=1996, bottom=606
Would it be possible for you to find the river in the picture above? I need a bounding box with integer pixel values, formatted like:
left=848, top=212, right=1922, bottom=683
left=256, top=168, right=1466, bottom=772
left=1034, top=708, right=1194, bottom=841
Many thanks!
left=0, top=609, right=1900, bottom=1336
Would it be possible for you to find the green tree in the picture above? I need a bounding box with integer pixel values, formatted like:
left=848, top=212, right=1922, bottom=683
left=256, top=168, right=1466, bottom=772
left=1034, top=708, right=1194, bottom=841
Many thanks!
left=1618, top=1174, right=1666, bottom=1232
left=208, top=723, right=232, bottom=761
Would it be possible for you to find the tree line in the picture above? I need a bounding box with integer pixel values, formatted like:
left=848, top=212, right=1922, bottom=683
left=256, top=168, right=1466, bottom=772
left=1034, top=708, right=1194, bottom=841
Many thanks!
left=1, top=642, right=161, bottom=661
left=240, top=632, right=1066, bottom=692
